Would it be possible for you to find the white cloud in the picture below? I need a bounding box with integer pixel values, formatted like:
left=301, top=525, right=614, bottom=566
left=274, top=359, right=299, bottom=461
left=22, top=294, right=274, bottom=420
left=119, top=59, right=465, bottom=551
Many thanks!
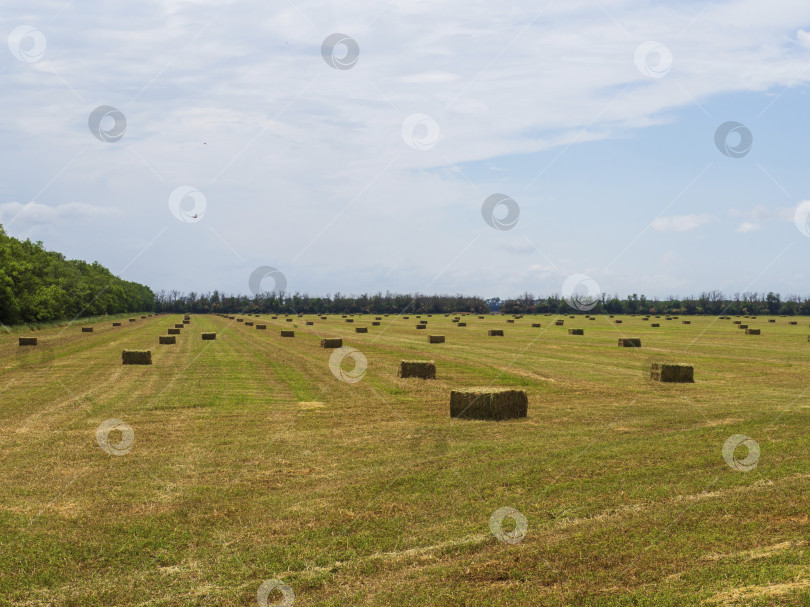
left=737, top=221, right=761, bottom=233
left=0, top=201, right=119, bottom=225
left=651, top=214, right=715, bottom=232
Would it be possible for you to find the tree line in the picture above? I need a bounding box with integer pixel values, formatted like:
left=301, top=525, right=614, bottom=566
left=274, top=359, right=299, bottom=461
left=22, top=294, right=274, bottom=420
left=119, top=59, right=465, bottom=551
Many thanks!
left=0, top=225, right=154, bottom=325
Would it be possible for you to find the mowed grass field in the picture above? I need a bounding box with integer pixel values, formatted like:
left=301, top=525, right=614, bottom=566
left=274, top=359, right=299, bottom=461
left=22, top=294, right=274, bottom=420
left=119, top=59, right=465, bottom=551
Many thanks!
left=1, top=312, right=809, bottom=606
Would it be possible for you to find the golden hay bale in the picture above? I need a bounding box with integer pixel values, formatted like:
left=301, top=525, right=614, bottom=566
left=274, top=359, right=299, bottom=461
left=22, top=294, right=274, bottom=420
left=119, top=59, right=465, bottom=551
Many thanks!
left=682, top=320, right=691, bottom=324
left=271, top=316, right=277, bottom=319
left=507, top=319, right=515, bottom=323
left=159, top=336, right=176, bottom=344
left=256, top=324, right=266, bottom=329
left=738, top=325, right=748, bottom=329
left=320, top=316, right=328, bottom=320
left=745, top=328, right=761, bottom=335
left=18, top=337, right=37, bottom=346
left=458, top=322, right=467, bottom=327
left=416, top=325, right=426, bottom=330
left=569, top=315, right=575, bottom=319
left=428, top=335, right=445, bottom=343
left=285, top=318, right=293, bottom=322
left=321, top=338, right=342, bottom=348
left=769, top=319, right=776, bottom=323
left=168, top=328, right=180, bottom=335
left=375, top=316, right=382, bottom=320
left=372, top=321, right=381, bottom=326
left=129, top=318, right=136, bottom=322
left=651, top=323, right=660, bottom=327
left=531, top=323, right=541, bottom=328
left=555, top=319, right=564, bottom=326
left=306, top=321, right=314, bottom=326
left=568, top=328, right=584, bottom=335
left=403, top=316, right=410, bottom=319
left=789, top=321, right=798, bottom=325
left=112, top=322, right=122, bottom=327
left=488, top=329, right=504, bottom=336
left=245, top=321, right=254, bottom=326
left=237, top=318, right=244, bottom=322
left=733, top=320, right=741, bottom=325
left=345, top=319, right=354, bottom=323
left=355, top=327, right=368, bottom=333
left=201, top=332, right=216, bottom=340
left=175, top=323, right=184, bottom=328
left=478, top=316, right=485, bottom=319
left=281, top=330, right=294, bottom=337
left=650, top=362, right=693, bottom=383
left=81, top=327, right=93, bottom=333
left=122, top=350, right=151, bottom=365
left=399, top=360, right=436, bottom=379
left=615, top=320, right=623, bottom=324
left=618, top=338, right=641, bottom=347
left=450, top=388, right=527, bottom=420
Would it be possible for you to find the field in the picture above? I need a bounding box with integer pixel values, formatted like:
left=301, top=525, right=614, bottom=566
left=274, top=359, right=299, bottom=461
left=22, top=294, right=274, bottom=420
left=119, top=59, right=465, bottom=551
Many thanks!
left=1, top=312, right=809, bottom=606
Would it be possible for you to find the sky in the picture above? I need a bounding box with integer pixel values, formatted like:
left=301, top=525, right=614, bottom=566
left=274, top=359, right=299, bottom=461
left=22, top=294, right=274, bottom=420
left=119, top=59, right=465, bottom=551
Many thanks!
left=2, top=0, right=810, bottom=301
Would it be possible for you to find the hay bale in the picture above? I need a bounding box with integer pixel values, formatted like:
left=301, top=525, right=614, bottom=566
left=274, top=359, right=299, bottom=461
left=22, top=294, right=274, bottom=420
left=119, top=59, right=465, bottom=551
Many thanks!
left=375, top=317, right=382, bottom=320
left=345, top=319, right=354, bottom=323
left=129, top=318, right=136, bottom=322
left=458, top=322, right=467, bottom=327
left=175, top=323, right=184, bottom=328
left=281, top=330, right=294, bottom=337
left=555, top=320, right=564, bottom=326
left=789, top=321, right=798, bottom=325
left=81, top=327, right=93, bottom=333
left=650, top=363, right=693, bottom=383
left=112, top=322, right=122, bottom=327
left=321, top=338, right=342, bottom=348
left=738, top=325, right=748, bottom=329
left=256, top=324, right=266, bottom=329
left=428, top=335, right=445, bottom=343
left=618, top=338, right=641, bottom=347
left=321, top=316, right=328, bottom=320
left=237, top=318, right=244, bottom=323
left=245, top=321, right=254, bottom=326
left=122, top=350, right=151, bottom=365
left=745, top=328, right=761, bottom=335
left=769, top=319, right=776, bottom=323
left=478, top=316, right=485, bottom=319
left=306, top=321, right=314, bottom=326
left=159, top=336, right=176, bottom=344
left=488, top=329, right=504, bottom=336
left=416, top=324, right=426, bottom=330
left=507, top=319, right=515, bottom=323
left=356, top=327, right=368, bottom=333
left=651, top=323, right=660, bottom=327
left=682, top=320, right=691, bottom=324
left=733, top=320, right=741, bottom=325
left=168, top=328, right=180, bottom=335
left=285, top=318, right=292, bottom=322
left=615, top=320, right=623, bottom=324
left=399, top=360, right=436, bottom=379
left=403, top=316, right=410, bottom=319
left=18, top=337, right=37, bottom=346
left=201, top=332, right=216, bottom=340
left=531, top=323, right=541, bottom=328
left=271, top=316, right=277, bottom=319
left=372, top=321, right=381, bottom=326
left=568, top=328, right=584, bottom=335
left=450, top=388, right=527, bottom=420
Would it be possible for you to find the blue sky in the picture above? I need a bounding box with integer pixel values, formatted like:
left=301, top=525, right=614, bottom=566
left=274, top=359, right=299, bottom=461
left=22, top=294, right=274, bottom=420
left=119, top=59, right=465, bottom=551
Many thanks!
left=2, top=0, right=810, bottom=300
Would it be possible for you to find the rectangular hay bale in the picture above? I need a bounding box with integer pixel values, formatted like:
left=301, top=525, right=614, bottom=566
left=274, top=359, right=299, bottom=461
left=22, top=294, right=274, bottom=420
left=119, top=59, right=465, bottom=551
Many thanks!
left=618, top=338, right=641, bottom=347
left=488, top=329, right=504, bottom=336
left=321, top=338, right=342, bottom=348
left=122, top=350, right=151, bottom=365
left=428, top=335, right=445, bottom=343
left=650, top=362, right=693, bottom=383
left=568, top=328, right=584, bottom=335
left=256, top=324, right=266, bottom=329
left=201, top=332, right=216, bottom=340
left=450, top=388, right=527, bottom=420
left=399, top=360, right=436, bottom=379
left=356, top=327, right=368, bottom=333
left=81, top=327, right=93, bottom=333
left=168, top=328, right=180, bottom=335
left=281, top=330, right=294, bottom=337
left=18, top=337, right=37, bottom=346
left=159, top=335, right=176, bottom=344
left=745, top=328, right=761, bottom=335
